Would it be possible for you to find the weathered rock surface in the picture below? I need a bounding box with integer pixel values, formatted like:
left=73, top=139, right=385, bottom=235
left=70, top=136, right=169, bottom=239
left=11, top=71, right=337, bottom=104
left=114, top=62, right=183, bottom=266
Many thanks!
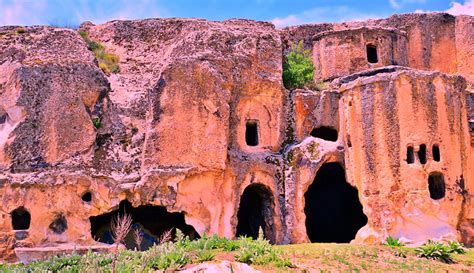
left=0, top=13, right=473, bottom=262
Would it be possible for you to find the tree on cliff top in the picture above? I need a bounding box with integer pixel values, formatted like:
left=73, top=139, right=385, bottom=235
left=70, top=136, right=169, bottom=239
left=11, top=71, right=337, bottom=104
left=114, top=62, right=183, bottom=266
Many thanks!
left=283, top=41, right=315, bottom=90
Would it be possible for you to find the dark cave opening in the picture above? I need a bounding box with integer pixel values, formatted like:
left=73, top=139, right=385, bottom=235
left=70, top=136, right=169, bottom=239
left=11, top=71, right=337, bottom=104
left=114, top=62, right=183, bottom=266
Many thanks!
left=236, top=183, right=275, bottom=243
left=366, top=44, right=378, bottom=63
left=90, top=200, right=199, bottom=250
left=407, top=146, right=415, bottom=164
left=11, top=207, right=31, bottom=230
left=245, top=120, right=259, bottom=146
left=428, top=172, right=445, bottom=200
left=418, top=144, right=427, bottom=164
left=432, top=145, right=440, bottom=162
left=82, top=192, right=92, bottom=202
left=310, top=126, right=338, bottom=142
left=304, top=162, right=368, bottom=243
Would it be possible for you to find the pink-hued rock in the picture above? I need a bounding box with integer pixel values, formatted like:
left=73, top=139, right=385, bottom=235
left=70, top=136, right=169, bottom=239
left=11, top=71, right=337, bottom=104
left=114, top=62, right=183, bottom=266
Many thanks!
left=0, top=13, right=473, bottom=262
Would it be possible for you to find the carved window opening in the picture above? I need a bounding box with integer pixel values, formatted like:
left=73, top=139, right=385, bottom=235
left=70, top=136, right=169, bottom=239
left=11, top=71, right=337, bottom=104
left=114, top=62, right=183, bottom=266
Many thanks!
left=236, top=183, right=276, bottom=243
left=304, top=162, right=368, bottom=243
left=418, top=144, right=427, bottom=164
left=432, top=145, right=440, bottom=162
left=11, top=207, right=31, bottom=230
left=245, top=120, right=259, bottom=146
left=49, top=214, right=68, bottom=234
left=428, top=172, right=445, bottom=200
left=82, top=192, right=92, bottom=202
left=407, top=146, right=415, bottom=164
left=366, top=44, right=378, bottom=63
left=310, top=126, right=338, bottom=142
left=90, top=200, right=200, bottom=250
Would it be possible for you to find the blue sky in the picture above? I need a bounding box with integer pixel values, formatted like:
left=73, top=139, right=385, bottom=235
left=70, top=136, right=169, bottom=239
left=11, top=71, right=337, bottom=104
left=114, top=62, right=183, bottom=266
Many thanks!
left=0, top=0, right=473, bottom=28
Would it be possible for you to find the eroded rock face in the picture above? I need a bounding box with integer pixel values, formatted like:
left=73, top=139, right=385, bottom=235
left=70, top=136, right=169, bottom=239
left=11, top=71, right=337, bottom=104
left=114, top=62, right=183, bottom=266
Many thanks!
left=0, top=13, right=473, bottom=262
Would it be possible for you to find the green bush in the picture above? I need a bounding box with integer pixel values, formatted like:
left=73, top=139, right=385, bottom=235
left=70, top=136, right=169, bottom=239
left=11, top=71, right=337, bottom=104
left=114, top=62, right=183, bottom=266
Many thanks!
left=415, top=240, right=453, bottom=264
left=283, top=41, right=315, bottom=89
left=78, top=30, right=120, bottom=75
left=385, top=236, right=405, bottom=247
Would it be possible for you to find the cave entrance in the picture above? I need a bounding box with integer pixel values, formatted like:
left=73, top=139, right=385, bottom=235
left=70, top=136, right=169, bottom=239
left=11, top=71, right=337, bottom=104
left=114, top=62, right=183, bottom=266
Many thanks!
left=90, top=200, right=199, bottom=250
left=304, top=162, right=367, bottom=243
left=236, top=183, right=276, bottom=243
left=366, top=44, right=378, bottom=63
left=11, top=207, right=31, bottom=230
left=428, top=172, right=445, bottom=200
left=245, top=120, right=259, bottom=146
left=310, top=126, right=338, bottom=141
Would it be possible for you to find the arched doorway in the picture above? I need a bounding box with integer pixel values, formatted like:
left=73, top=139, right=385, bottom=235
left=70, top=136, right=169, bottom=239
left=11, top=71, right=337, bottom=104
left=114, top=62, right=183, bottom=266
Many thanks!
left=304, top=162, right=367, bottom=243
left=11, top=207, right=31, bottom=230
left=236, top=183, right=276, bottom=243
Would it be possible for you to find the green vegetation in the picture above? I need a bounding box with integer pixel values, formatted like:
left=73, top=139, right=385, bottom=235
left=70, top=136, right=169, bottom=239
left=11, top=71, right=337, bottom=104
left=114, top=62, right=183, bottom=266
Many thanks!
left=415, top=240, right=467, bottom=264
left=92, top=117, right=102, bottom=129
left=385, top=236, right=405, bottom=247
left=79, top=30, right=120, bottom=75
left=1, top=234, right=471, bottom=272
left=283, top=41, right=315, bottom=89
left=0, top=231, right=294, bottom=272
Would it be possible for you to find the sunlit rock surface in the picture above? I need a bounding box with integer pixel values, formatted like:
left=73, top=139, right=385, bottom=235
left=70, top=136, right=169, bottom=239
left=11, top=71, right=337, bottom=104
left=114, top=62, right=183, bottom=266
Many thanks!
left=0, top=13, right=473, bottom=262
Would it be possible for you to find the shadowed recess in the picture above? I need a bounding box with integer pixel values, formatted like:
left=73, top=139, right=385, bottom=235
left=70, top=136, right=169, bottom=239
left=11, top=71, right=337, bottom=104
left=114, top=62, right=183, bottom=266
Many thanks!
left=82, top=192, right=92, bottom=202
left=310, top=126, right=338, bottom=141
left=407, top=146, right=415, bottom=164
left=245, top=120, right=259, bottom=146
left=236, top=183, right=276, bottom=243
left=304, top=162, right=367, bottom=243
left=90, top=200, right=200, bottom=250
left=418, top=144, right=427, bottom=164
left=49, top=214, right=68, bottom=234
left=11, top=207, right=31, bottom=230
left=428, top=172, right=445, bottom=200
left=432, top=145, right=440, bottom=162
left=366, top=44, right=378, bottom=63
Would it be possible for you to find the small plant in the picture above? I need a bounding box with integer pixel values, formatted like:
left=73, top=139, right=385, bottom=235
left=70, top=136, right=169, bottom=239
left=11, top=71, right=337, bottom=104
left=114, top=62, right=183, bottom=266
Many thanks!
left=110, top=213, right=133, bottom=273
left=283, top=41, right=315, bottom=89
left=415, top=240, right=453, bottom=264
left=196, top=249, right=215, bottom=262
left=16, top=27, right=26, bottom=34
left=133, top=227, right=143, bottom=251
left=447, top=240, right=466, bottom=254
left=92, top=117, right=101, bottom=129
left=385, top=236, right=405, bottom=247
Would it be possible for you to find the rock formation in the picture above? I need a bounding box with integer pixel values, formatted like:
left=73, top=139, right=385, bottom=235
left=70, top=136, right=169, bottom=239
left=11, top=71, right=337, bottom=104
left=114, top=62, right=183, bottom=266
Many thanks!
left=0, top=12, right=473, bottom=261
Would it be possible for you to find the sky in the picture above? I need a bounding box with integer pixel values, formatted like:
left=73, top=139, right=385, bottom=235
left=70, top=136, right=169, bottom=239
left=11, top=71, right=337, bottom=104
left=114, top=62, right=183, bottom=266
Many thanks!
left=0, top=0, right=473, bottom=28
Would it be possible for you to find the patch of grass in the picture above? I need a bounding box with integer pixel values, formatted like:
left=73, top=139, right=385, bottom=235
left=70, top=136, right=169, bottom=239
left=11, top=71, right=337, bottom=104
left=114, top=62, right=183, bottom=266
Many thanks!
left=78, top=30, right=120, bottom=75
left=16, top=27, right=26, bottom=34
left=283, top=41, right=315, bottom=90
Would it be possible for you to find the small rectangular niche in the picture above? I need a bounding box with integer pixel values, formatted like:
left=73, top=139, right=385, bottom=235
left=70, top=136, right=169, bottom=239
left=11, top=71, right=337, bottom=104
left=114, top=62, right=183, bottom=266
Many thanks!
left=245, top=120, right=259, bottom=147
left=432, top=145, right=440, bottom=162
left=406, top=146, right=415, bottom=164
left=418, top=144, right=427, bottom=164
left=366, top=44, right=378, bottom=63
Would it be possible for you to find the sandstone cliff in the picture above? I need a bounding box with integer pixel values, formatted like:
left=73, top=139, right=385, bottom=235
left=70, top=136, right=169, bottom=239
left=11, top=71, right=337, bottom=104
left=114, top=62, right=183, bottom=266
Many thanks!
left=0, top=13, right=473, bottom=261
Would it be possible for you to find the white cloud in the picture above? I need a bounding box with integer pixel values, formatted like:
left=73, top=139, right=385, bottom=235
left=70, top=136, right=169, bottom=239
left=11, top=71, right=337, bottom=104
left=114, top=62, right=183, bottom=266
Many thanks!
left=271, top=6, right=382, bottom=28
left=0, top=0, right=47, bottom=26
left=389, top=0, right=427, bottom=9
left=446, top=0, right=474, bottom=15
